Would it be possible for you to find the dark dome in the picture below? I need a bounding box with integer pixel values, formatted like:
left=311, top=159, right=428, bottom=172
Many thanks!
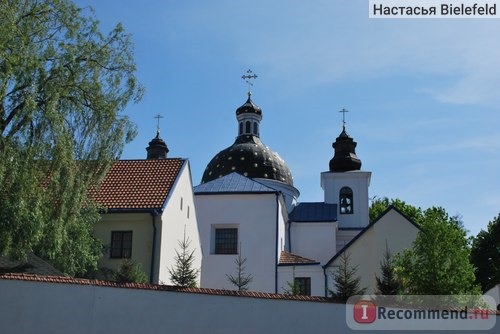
left=236, top=95, right=262, bottom=116
left=201, top=135, right=293, bottom=186
left=329, top=127, right=361, bottom=172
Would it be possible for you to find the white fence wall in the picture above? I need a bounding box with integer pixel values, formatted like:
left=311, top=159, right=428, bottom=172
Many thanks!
left=0, top=277, right=497, bottom=334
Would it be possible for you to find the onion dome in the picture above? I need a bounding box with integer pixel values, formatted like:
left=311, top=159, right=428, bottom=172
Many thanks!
left=201, top=95, right=293, bottom=186
left=201, top=135, right=293, bottom=185
left=329, top=126, right=362, bottom=172
left=146, top=131, right=169, bottom=159
left=236, top=94, right=262, bottom=116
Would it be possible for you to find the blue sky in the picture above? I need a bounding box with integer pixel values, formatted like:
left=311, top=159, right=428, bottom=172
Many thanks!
left=75, top=0, right=499, bottom=236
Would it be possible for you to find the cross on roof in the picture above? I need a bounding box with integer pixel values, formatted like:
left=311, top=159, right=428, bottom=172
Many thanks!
left=339, top=108, right=349, bottom=129
left=241, top=69, right=258, bottom=95
left=154, top=114, right=164, bottom=134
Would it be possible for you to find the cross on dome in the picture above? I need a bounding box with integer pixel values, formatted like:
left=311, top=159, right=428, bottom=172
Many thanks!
left=154, top=114, right=164, bottom=134
left=241, top=69, right=258, bottom=96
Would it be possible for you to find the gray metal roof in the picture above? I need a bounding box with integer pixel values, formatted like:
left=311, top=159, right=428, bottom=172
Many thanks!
left=289, top=202, right=337, bottom=222
left=194, top=172, right=276, bottom=194
left=0, top=253, right=63, bottom=276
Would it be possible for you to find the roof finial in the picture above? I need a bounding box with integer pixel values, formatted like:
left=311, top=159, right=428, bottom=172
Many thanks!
left=154, top=114, right=164, bottom=136
left=241, top=69, right=258, bottom=97
left=339, top=108, right=349, bottom=130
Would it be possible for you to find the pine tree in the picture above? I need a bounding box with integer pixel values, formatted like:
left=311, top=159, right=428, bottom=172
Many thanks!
left=168, top=230, right=198, bottom=287
left=330, top=252, right=366, bottom=302
left=375, top=243, right=401, bottom=295
left=226, top=245, right=253, bottom=291
left=114, top=259, right=148, bottom=283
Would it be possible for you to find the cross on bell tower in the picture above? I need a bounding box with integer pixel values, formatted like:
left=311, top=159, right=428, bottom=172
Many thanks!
left=339, top=108, right=348, bottom=130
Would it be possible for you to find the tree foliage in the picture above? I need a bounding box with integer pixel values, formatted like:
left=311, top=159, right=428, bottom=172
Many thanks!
left=226, top=246, right=253, bottom=292
left=471, top=214, right=500, bottom=292
left=168, top=231, right=199, bottom=287
left=395, top=207, right=480, bottom=295
left=375, top=243, right=401, bottom=295
left=369, top=197, right=424, bottom=224
left=114, top=259, right=148, bottom=284
left=0, top=0, right=142, bottom=276
left=330, top=252, right=366, bottom=302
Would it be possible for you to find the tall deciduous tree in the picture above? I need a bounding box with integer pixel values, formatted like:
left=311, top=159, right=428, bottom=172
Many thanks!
left=0, top=0, right=142, bottom=276
left=395, top=207, right=481, bottom=295
left=330, top=252, right=366, bottom=302
left=471, top=214, right=500, bottom=292
left=369, top=197, right=424, bottom=224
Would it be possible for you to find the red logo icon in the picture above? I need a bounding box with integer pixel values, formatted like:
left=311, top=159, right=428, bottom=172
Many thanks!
left=353, top=300, right=376, bottom=324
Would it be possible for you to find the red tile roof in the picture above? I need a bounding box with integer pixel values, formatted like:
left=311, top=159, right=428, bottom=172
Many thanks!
left=278, top=251, right=319, bottom=265
left=0, top=273, right=333, bottom=303
left=90, top=159, right=185, bottom=210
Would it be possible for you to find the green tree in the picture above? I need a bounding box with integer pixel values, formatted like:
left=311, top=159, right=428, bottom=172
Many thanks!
left=369, top=197, right=424, bottom=224
left=330, top=252, right=366, bottom=302
left=471, top=214, right=500, bottom=292
left=226, top=245, right=253, bottom=292
left=168, top=231, right=199, bottom=287
left=114, top=259, right=148, bottom=284
left=395, top=207, right=481, bottom=295
left=375, top=243, right=401, bottom=295
left=0, top=0, right=142, bottom=276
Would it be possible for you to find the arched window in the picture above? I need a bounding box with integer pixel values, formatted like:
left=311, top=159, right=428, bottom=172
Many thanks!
left=339, top=187, right=353, bottom=214
left=253, top=122, right=258, bottom=135
left=239, top=122, right=243, bottom=135
left=245, top=121, right=251, bottom=134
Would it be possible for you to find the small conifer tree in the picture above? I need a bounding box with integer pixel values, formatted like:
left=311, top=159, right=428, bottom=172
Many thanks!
left=226, top=245, right=253, bottom=291
left=330, top=252, right=366, bottom=302
left=114, top=259, right=148, bottom=283
left=375, top=243, right=401, bottom=295
left=168, top=229, right=199, bottom=287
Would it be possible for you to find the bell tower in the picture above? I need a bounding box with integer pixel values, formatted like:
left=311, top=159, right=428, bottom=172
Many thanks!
left=321, top=108, right=371, bottom=228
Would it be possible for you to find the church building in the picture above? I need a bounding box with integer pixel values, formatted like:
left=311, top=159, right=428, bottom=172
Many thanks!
left=194, top=73, right=419, bottom=296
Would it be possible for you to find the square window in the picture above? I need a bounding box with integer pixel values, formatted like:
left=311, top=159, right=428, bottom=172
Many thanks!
left=110, top=231, right=133, bottom=259
left=214, top=228, right=238, bottom=254
left=294, top=277, right=311, bottom=296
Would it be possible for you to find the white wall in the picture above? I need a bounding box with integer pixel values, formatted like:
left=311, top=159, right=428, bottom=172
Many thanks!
left=0, top=278, right=348, bottom=334
left=321, top=171, right=371, bottom=228
left=2, top=277, right=495, bottom=334
left=326, top=208, right=419, bottom=294
left=195, top=192, right=280, bottom=292
left=156, top=161, right=202, bottom=285
left=278, top=265, right=326, bottom=296
left=290, top=221, right=337, bottom=264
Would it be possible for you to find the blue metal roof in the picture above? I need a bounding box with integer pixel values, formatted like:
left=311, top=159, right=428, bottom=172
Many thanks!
left=289, top=202, right=337, bottom=222
left=194, top=172, right=276, bottom=194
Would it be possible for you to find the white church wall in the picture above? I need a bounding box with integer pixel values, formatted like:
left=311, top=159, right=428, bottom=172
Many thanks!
left=278, top=265, right=326, bottom=296
left=94, top=212, right=153, bottom=279
left=336, top=229, right=361, bottom=252
left=326, top=208, right=418, bottom=294
left=321, top=171, right=371, bottom=228
left=290, top=221, right=337, bottom=265
left=196, top=192, right=280, bottom=292
left=157, top=161, right=202, bottom=285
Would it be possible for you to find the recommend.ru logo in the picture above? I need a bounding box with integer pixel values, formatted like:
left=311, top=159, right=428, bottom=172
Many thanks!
left=346, top=295, right=497, bottom=330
